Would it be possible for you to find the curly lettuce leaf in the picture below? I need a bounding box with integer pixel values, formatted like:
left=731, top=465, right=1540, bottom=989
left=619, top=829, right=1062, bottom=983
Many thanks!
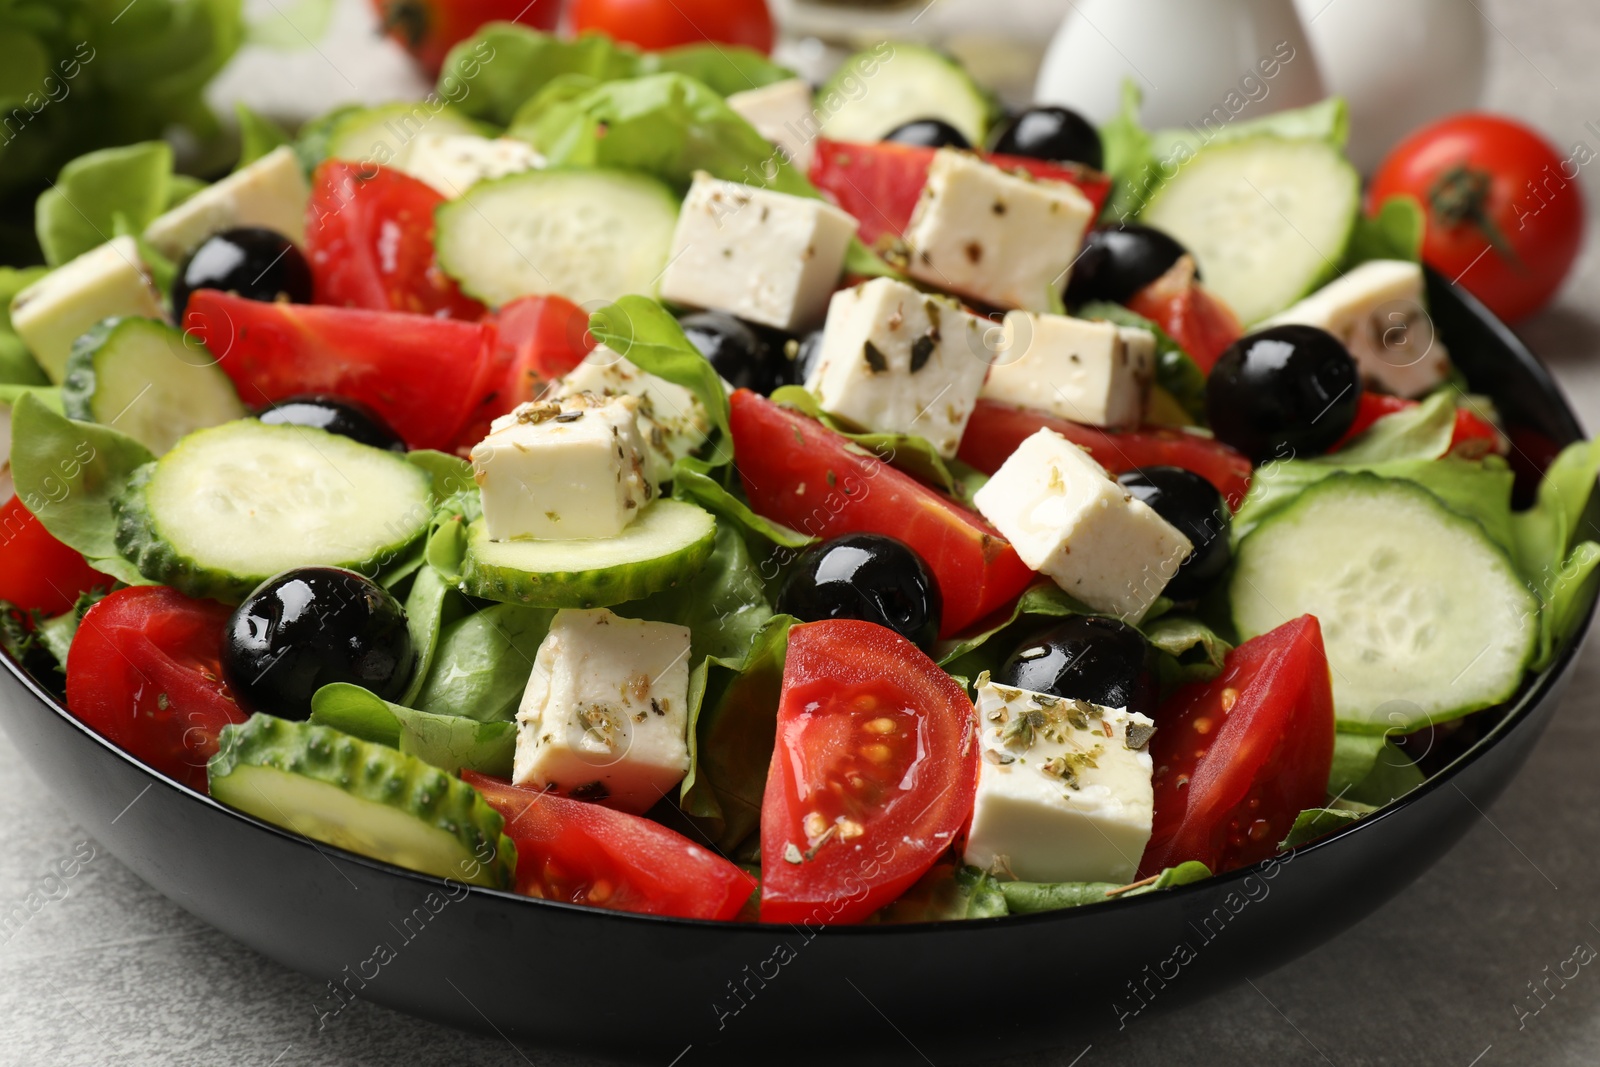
left=1513, top=437, right=1600, bottom=669
left=0, top=267, right=50, bottom=385
left=437, top=25, right=639, bottom=127
left=641, top=43, right=795, bottom=98
left=36, top=141, right=174, bottom=266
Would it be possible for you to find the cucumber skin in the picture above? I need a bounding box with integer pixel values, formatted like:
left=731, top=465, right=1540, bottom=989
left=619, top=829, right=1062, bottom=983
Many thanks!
left=818, top=43, right=998, bottom=146
left=1231, top=473, right=1538, bottom=733
left=460, top=510, right=716, bottom=609
left=209, top=714, right=516, bottom=889
left=59, top=318, right=116, bottom=423
left=111, top=451, right=429, bottom=604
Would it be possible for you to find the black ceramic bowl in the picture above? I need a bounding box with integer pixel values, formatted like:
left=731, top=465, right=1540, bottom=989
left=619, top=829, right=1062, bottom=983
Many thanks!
left=0, top=273, right=1593, bottom=1065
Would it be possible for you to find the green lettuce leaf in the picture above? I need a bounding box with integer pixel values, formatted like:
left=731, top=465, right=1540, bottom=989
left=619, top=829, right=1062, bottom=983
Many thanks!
left=1097, top=81, right=1156, bottom=221
left=589, top=295, right=731, bottom=463
left=36, top=141, right=175, bottom=266
left=617, top=522, right=774, bottom=664
left=414, top=603, right=555, bottom=723
left=1143, top=613, right=1232, bottom=688
left=999, top=861, right=1212, bottom=915
left=310, top=683, right=516, bottom=777
left=0, top=268, right=49, bottom=385
left=437, top=26, right=639, bottom=127
left=1342, top=195, right=1425, bottom=268
left=641, top=44, right=795, bottom=98
left=1279, top=807, right=1365, bottom=850
left=398, top=565, right=457, bottom=707
left=234, top=102, right=291, bottom=169
left=1075, top=300, right=1207, bottom=424
left=673, top=462, right=815, bottom=551
left=874, top=864, right=1008, bottom=923
left=8, top=392, right=153, bottom=584
left=1513, top=437, right=1600, bottom=669
left=1328, top=731, right=1425, bottom=806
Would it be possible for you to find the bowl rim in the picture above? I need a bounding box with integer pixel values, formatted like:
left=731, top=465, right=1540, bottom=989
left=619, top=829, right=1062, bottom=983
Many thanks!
left=2, top=273, right=1594, bottom=936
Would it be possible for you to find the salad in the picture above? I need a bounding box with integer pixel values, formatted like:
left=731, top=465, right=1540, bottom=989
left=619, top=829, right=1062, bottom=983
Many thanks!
left=2, top=23, right=1598, bottom=927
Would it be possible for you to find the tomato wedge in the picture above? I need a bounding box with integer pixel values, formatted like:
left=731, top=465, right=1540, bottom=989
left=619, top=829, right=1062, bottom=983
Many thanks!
left=808, top=139, right=1112, bottom=249
left=460, top=771, right=757, bottom=921
left=1125, top=256, right=1242, bottom=374
left=1138, top=615, right=1335, bottom=878
left=958, top=399, right=1254, bottom=509
left=65, top=587, right=245, bottom=792
left=729, top=390, right=1035, bottom=636
left=759, top=620, right=979, bottom=925
left=1333, top=391, right=1503, bottom=459
left=306, top=161, right=486, bottom=320
left=185, top=291, right=494, bottom=452
left=0, top=497, right=113, bottom=616
left=450, top=295, right=596, bottom=454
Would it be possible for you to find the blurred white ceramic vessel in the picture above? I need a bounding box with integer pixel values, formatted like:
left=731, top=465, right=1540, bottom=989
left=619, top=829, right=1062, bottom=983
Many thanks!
left=1034, top=0, right=1325, bottom=128
left=1294, top=0, right=1487, bottom=172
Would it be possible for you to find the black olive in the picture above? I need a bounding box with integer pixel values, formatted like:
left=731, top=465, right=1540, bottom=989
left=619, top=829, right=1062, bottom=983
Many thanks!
left=884, top=118, right=973, bottom=150
left=223, top=568, right=413, bottom=721
left=680, top=311, right=790, bottom=396
left=1116, top=467, right=1231, bottom=601
left=171, top=227, right=313, bottom=319
left=777, top=533, right=942, bottom=650
left=996, top=616, right=1158, bottom=718
left=1206, top=325, right=1361, bottom=463
left=1064, top=224, right=1192, bottom=306
left=991, top=106, right=1104, bottom=170
left=256, top=395, right=407, bottom=452
left=790, top=328, right=825, bottom=387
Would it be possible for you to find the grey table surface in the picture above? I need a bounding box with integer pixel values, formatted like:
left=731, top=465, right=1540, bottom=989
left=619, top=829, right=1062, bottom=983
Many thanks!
left=7, top=0, right=1600, bottom=1064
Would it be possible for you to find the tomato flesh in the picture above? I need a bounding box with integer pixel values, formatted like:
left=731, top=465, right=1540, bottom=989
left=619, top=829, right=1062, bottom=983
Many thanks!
left=65, top=587, right=245, bottom=792
left=0, top=497, right=113, bottom=616
left=729, top=390, right=1035, bottom=636
left=1139, top=615, right=1335, bottom=877
left=808, top=139, right=1111, bottom=250
left=1124, top=256, right=1242, bottom=374
left=1333, top=391, right=1503, bottom=458
left=306, top=161, right=486, bottom=321
left=569, top=0, right=775, bottom=54
left=449, top=295, right=596, bottom=454
left=959, top=399, right=1254, bottom=510
left=460, top=771, right=756, bottom=920
left=185, top=290, right=495, bottom=452
left=759, top=620, right=979, bottom=925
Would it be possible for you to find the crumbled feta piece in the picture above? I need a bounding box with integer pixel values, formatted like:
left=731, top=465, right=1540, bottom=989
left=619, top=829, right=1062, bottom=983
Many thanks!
left=726, top=79, right=818, bottom=171
left=973, top=428, right=1192, bottom=621
left=904, top=149, right=1095, bottom=313
left=550, top=346, right=711, bottom=486
left=1260, top=259, right=1449, bottom=398
left=9, top=236, right=164, bottom=383
left=804, top=277, right=990, bottom=457
left=397, top=133, right=544, bottom=198
left=658, top=172, right=857, bottom=331
left=472, top=393, right=652, bottom=542
left=963, top=673, right=1155, bottom=885
left=514, top=608, right=692, bottom=814
left=984, top=313, right=1157, bottom=428
left=142, top=146, right=309, bottom=260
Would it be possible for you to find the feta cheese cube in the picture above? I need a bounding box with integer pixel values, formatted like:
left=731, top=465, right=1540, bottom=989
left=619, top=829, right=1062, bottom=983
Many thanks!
left=726, top=79, right=818, bottom=171
left=1260, top=259, right=1449, bottom=398
left=551, top=346, right=712, bottom=486
left=973, top=429, right=1192, bottom=621
left=514, top=608, right=692, bottom=813
left=904, top=149, right=1095, bottom=313
left=397, top=133, right=544, bottom=198
left=9, top=236, right=164, bottom=383
left=472, top=393, right=652, bottom=542
left=804, top=277, right=990, bottom=457
left=142, top=146, right=310, bottom=260
left=658, top=172, right=857, bottom=331
left=983, top=313, right=1157, bottom=428
left=963, top=674, right=1156, bottom=885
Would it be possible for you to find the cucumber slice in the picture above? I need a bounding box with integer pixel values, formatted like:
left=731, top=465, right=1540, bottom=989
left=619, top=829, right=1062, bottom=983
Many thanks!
left=461, top=498, right=716, bottom=608
left=435, top=168, right=679, bottom=308
left=1231, top=473, right=1538, bottom=733
left=208, top=714, right=515, bottom=888
left=325, top=102, right=481, bottom=167
left=819, top=43, right=994, bottom=147
left=1140, top=138, right=1360, bottom=326
left=113, top=420, right=433, bottom=602
left=61, top=318, right=246, bottom=456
